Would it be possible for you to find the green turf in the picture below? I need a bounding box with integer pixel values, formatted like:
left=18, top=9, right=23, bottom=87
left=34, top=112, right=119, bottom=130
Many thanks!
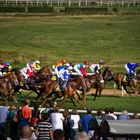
left=0, top=15, right=140, bottom=71
left=0, top=15, right=140, bottom=112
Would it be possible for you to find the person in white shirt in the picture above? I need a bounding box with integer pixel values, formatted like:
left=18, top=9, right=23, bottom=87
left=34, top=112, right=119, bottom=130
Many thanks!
left=69, top=108, right=80, bottom=140
left=50, top=107, right=64, bottom=131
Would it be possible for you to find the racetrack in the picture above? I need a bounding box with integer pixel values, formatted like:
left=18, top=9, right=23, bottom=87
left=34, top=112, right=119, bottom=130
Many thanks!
left=88, top=88, right=138, bottom=97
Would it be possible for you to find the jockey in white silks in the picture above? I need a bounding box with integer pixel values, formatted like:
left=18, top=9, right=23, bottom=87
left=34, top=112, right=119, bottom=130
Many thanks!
left=90, top=60, right=104, bottom=74
left=74, top=61, right=89, bottom=77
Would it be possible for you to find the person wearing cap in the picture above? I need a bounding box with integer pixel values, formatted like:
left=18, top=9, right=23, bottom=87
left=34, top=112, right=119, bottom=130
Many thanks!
left=90, top=60, right=104, bottom=75
left=32, top=60, right=41, bottom=72
left=1, top=61, right=12, bottom=75
left=57, top=63, right=71, bottom=90
left=73, top=61, right=89, bottom=77
left=54, top=59, right=66, bottom=81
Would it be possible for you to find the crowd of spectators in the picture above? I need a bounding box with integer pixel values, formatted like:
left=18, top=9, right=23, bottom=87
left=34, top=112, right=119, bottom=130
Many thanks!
left=0, top=100, right=139, bottom=140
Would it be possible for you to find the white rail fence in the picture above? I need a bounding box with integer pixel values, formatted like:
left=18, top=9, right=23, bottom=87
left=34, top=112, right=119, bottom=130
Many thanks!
left=0, top=0, right=140, bottom=7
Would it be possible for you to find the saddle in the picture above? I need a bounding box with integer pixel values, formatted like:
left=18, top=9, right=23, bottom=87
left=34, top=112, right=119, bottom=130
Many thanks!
left=122, top=74, right=133, bottom=83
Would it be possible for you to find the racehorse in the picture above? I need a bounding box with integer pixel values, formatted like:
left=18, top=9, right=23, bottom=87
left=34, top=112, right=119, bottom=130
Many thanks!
left=61, top=72, right=106, bottom=107
left=0, top=71, right=20, bottom=103
left=113, top=72, right=139, bottom=95
left=136, top=69, right=140, bottom=81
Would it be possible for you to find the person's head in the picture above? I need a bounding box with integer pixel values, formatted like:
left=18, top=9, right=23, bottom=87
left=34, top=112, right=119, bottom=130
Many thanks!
left=109, top=107, right=115, bottom=114
left=21, top=125, right=32, bottom=139
left=53, top=129, right=65, bottom=140
left=84, top=60, right=90, bottom=67
left=96, top=109, right=102, bottom=116
left=131, top=113, right=139, bottom=119
left=99, top=60, right=104, bottom=65
left=10, top=104, right=16, bottom=111
left=42, top=113, right=49, bottom=120
left=34, top=104, right=39, bottom=110
left=122, top=110, right=128, bottom=115
left=53, top=101, right=59, bottom=109
left=5, top=61, right=10, bottom=66
left=74, top=131, right=89, bottom=140
left=61, top=59, right=66, bottom=65
left=53, top=106, right=59, bottom=113
left=25, top=99, right=30, bottom=106
left=87, top=108, right=92, bottom=114
left=104, top=107, right=110, bottom=114
left=46, top=101, right=51, bottom=108
left=72, top=107, right=78, bottom=115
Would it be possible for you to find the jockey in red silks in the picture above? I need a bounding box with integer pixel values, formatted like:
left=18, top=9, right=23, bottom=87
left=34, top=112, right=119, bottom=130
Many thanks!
left=74, top=61, right=89, bottom=77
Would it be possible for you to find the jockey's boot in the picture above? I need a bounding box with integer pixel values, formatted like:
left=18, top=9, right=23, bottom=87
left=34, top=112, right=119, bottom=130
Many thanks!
left=126, top=74, right=132, bottom=83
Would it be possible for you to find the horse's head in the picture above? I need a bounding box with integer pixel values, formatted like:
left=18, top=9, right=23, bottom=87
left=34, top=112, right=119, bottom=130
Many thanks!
left=10, top=71, right=20, bottom=86
left=12, top=67, right=25, bottom=83
left=39, top=65, right=53, bottom=79
left=102, top=67, right=114, bottom=81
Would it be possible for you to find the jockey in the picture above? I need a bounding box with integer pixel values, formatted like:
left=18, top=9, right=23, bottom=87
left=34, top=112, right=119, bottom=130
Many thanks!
left=74, top=61, right=89, bottom=77
left=125, top=63, right=140, bottom=77
left=54, top=59, right=66, bottom=79
left=2, top=61, right=12, bottom=75
left=21, top=65, right=35, bottom=80
left=90, top=60, right=104, bottom=74
left=32, top=60, right=41, bottom=72
left=58, top=63, right=72, bottom=90
left=0, top=63, right=4, bottom=78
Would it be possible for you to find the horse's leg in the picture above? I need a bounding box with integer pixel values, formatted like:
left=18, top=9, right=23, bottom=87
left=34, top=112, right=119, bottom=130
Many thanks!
left=70, top=96, right=76, bottom=106
left=61, top=93, right=68, bottom=108
left=36, top=93, right=43, bottom=102
left=93, top=89, right=98, bottom=101
left=82, top=91, right=86, bottom=107
left=76, top=90, right=82, bottom=100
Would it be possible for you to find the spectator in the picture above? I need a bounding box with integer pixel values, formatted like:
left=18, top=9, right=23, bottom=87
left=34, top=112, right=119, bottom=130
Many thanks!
left=50, top=106, right=64, bottom=131
left=0, top=103, right=9, bottom=140
left=69, top=108, right=80, bottom=140
left=74, top=131, right=89, bottom=140
left=131, top=113, right=139, bottom=120
left=109, top=107, right=117, bottom=120
left=20, top=99, right=32, bottom=128
left=31, top=104, right=40, bottom=127
left=118, top=110, right=130, bottom=120
left=41, top=102, right=53, bottom=121
left=95, top=109, right=103, bottom=120
left=101, top=107, right=115, bottom=120
left=53, top=129, right=65, bottom=140
left=37, top=113, right=53, bottom=140
left=8, top=104, right=18, bottom=140
left=79, top=108, right=94, bottom=134
left=63, top=108, right=70, bottom=140
left=20, top=125, right=36, bottom=140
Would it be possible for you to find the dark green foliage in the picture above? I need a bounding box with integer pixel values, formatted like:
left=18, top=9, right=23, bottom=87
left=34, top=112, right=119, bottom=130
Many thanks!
left=112, top=7, right=119, bottom=12
left=0, top=6, right=25, bottom=12
left=28, top=6, right=54, bottom=13
left=65, top=7, right=108, bottom=14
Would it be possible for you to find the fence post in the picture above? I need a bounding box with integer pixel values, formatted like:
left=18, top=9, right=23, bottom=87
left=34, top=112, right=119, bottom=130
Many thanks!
left=68, top=1, right=71, bottom=7
left=50, top=1, right=52, bottom=6
left=85, top=0, right=88, bottom=6
left=133, top=0, right=135, bottom=6
left=79, top=1, right=81, bottom=7
left=57, top=1, right=60, bottom=6
left=100, top=0, right=102, bottom=6
left=16, top=0, right=18, bottom=5
left=127, top=2, right=129, bottom=7
left=121, top=1, right=124, bottom=6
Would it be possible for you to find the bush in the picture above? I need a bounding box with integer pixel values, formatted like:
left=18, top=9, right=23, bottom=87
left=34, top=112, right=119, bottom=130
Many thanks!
left=0, top=6, right=25, bottom=12
left=64, top=7, right=108, bottom=14
left=28, top=6, right=54, bottom=13
left=112, top=7, right=118, bottom=12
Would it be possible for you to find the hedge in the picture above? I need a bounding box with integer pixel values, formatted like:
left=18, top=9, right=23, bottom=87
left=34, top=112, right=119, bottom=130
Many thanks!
left=28, top=7, right=53, bottom=13
left=0, top=6, right=25, bottom=12
left=64, top=7, right=108, bottom=14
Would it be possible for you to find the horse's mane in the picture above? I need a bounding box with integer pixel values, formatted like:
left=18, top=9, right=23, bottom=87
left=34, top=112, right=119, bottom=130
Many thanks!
left=102, top=67, right=109, bottom=76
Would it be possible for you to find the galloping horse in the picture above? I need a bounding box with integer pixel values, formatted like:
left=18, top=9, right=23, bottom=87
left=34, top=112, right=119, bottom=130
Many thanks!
left=0, top=70, right=20, bottom=103
left=28, top=65, right=53, bottom=84
left=113, top=72, right=139, bottom=95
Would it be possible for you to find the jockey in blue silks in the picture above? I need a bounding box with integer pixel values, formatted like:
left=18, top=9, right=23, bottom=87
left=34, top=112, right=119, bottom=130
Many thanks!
left=57, top=64, right=72, bottom=90
left=125, top=63, right=140, bottom=76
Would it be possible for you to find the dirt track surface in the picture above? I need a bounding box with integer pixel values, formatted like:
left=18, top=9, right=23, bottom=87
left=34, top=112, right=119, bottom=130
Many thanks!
left=87, top=88, right=138, bottom=97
